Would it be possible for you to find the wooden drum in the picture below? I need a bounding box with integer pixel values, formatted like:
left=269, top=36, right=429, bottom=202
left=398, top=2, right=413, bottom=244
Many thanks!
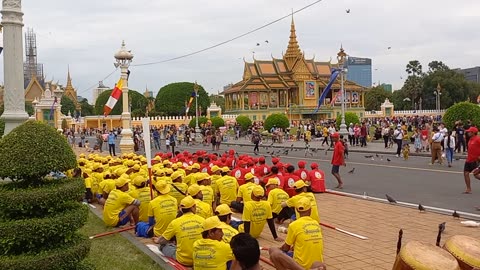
left=392, top=241, right=461, bottom=270
left=443, top=235, right=480, bottom=270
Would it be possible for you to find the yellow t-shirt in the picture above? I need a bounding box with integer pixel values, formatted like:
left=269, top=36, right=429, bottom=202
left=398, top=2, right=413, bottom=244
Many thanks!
left=193, top=238, right=234, bottom=270
left=84, top=177, right=92, bottom=189
left=216, top=176, right=238, bottom=205
left=211, top=174, right=222, bottom=199
left=184, top=172, right=201, bottom=186
left=237, top=182, right=256, bottom=202
left=286, top=192, right=320, bottom=222
left=267, top=188, right=290, bottom=214
left=200, top=185, right=214, bottom=207
left=285, top=216, right=324, bottom=268
left=162, top=212, right=205, bottom=266
left=148, top=194, right=178, bottom=236
left=220, top=222, right=238, bottom=243
left=99, top=179, right=116, bottom=194
left=129, top=187, right=152, bottom=222
left=170, top=182, right=188, bottom=205
left=91, top=172, right=104, bottom=194
left=194, top=199, right=213, bottom=219
left=103, top=189, right=135, bottom=227
left=239, top=200, right=273, bottom=238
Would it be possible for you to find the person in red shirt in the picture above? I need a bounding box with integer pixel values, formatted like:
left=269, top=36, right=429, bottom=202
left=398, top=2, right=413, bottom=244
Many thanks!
left=464, top=127, right=480, bottom=194
left=308, top=162, right=326, bottom=193
left=284, top=165, right=300, bottom=197
left=294, top=160, right=309, bottom=181
left=254, top=156, right=270, bottom=177
left=331, top=132, right=345, bottom=189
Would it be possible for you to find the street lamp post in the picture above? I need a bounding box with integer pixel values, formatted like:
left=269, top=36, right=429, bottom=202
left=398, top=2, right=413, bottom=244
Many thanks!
left=433, top=83, right=442, bottom=113
left=337, top=46, right=348, bottom=136
left=194, top=82, right=202, bottom=141
left=114, top=41, right=134, bottom=153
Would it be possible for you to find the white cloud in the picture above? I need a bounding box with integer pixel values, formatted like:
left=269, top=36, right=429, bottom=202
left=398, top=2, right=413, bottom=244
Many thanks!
left=0, top=0, right=478, bottom=101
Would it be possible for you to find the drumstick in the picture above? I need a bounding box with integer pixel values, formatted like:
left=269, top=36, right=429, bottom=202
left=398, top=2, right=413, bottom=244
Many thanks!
left=320, top=222, right=368, bottom=240
left=436, top=224, right=442, bottom=246
left=396, top=229, right=403, bottom=254
left=89, top=225, right=135, bottom=239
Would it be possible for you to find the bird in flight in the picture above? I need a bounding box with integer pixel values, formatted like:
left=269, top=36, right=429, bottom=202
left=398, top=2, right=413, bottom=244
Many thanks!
left=265, top=40, right=269, bottom=43
left=346, top=9, right=350, bottom=13
left=387, top=47, right=392, bottom=49
left=256, top=43, right=260, bottom=46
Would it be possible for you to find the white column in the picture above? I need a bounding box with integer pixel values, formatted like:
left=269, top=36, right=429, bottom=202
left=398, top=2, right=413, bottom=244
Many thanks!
left=119, top=64, right=134, bottom=153
left=1, top=0, right=28, bottom=136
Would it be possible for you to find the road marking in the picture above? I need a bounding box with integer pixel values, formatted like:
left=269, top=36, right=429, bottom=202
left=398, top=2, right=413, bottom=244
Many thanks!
left=180, top=145, right=462, bottom=175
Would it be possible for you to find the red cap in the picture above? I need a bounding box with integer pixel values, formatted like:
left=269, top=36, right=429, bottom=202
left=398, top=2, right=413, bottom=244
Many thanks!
left=466, top=126, right=478, bottom=133
left=331, top=132, right=340, bottom=138
left=259, top=156, right=265, bottom=163
left=298, top=161, right=306, bottom=168
left=272, top=157, right=279, bottom=164
left=310, top=162, right=318, bottom=169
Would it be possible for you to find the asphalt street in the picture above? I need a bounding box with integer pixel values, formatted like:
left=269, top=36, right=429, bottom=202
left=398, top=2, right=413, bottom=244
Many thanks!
left=87, top=136, right=480, bottom=215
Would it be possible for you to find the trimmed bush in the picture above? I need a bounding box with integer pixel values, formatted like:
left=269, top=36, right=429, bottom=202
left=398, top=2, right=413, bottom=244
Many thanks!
left=210, top=116, right=225, bottom=129
left=0, top=118, right=4, bottom=137
left=0, top=121, right=77, bottom=184
left=235, top=115, right=252, bottom=131
left=0, top=178, right=84, bottom=220
left=0, top=234, right=90, bottom=270
left=189, top=116, right=208, bottom=128
left=155, top=82, right=210, bottom=116
left=443, top=101, right=480, bottom=130
left=336, top=112, right=360, bottom=129
left=264, top=113, right=289, bottom=131
left=0, top=202, right=88, bottom=255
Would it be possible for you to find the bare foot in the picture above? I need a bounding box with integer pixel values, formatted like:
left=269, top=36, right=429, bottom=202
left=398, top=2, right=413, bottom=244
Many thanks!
left=335, top=185, right=343, bottom=189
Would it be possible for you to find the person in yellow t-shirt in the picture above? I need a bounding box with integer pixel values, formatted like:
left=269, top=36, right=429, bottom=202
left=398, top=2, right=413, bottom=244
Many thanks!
left=155, top=196, right=205, bottom=267
left=169, top=171, right=188, bottom=205
left=103, top=177, right=140, bottom=227
left=98, top=178, right=116, bottom=205
left=282, top=180, right=320, bottom=223
left=196, top=173, right=215, bottom=209
left=231, top=173, right=257, bottom=213
left=184, top=163, right=201, bottom=185
left=215, top=167, right=239, bottom=206
left=193, top=216, right=235, bottom=270
left=188, top=184, right=213, bottom=219
left=266, top=178, right=294, bottom=224
left=280, top=197, right=324, bottom=269
left=148, top=180, right=178, bottom=237
left=214, top=204, right=239, bottom=243
left=129, top=176, right=153, bottom=222
left=210, top=165, right=222, bottom=202
left=238, top=186, right=282, bottom=242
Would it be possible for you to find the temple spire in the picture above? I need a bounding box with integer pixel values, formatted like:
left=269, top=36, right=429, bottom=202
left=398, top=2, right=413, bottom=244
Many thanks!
left=66, top=65, right=73, bottom=88
left=284, top=15, right=302, bottom=69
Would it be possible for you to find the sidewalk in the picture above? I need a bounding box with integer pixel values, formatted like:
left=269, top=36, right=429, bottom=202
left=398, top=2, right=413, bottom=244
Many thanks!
left=223, top=136, right=467, bottom=159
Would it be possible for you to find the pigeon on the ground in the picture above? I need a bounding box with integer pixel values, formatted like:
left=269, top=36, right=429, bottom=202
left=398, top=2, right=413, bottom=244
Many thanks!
left=387, top=158, right=391, bottom=162
left=348, top=168, right=355, bottom=174
left=439, top=222, right=446, bottom=233
left=365, top=155, right=373, bottom=158
left=386, top=194, right=397, bottom=203
left=376, top=153, right=379, bottom=158
left=418, top=204, right=426, bottom=212
left=452, top=210, right=460, bottom=219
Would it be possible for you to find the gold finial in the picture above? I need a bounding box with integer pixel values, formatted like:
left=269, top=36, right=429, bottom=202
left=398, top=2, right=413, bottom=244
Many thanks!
left=337, top=45, right=347, bottom=66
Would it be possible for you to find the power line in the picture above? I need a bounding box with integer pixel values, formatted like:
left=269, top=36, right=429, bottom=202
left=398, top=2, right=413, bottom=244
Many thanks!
left=77, top=67, right=118, bottom=95
left=132, top=0, right=322, bottom=66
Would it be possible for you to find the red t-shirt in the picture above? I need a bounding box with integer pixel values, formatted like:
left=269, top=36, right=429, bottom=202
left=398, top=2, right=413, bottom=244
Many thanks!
left=254, top=164, right=270, bottom=177
left=331, top=141, right=345, bottom=166
left=294, top=168, right=309, bottom=181
left=467, top=135, right=480, bottom=162
left=283, top=173, right=300, bottom=189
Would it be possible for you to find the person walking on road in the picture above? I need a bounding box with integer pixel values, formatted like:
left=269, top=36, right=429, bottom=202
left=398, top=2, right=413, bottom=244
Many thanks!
left=393, top=125, right=403, bottom=157
left=331, top=132, right=345, bottom=189
left=443, top=130, right=455, bottom=167
left=430, top=127, right=443, bottom=165
left=108, top=130, right=116, bottom=156
left=463, top=126, right=480, bottom=194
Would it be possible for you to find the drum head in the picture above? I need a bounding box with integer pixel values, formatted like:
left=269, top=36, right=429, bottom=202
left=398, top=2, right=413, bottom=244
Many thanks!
left=399, top=241, right=460, bottom=270
left=444, top=235, right=480, bottom=268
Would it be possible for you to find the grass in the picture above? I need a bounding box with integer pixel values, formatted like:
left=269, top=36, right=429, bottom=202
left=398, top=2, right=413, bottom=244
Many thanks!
left=80, top=212, right=163, bottom=270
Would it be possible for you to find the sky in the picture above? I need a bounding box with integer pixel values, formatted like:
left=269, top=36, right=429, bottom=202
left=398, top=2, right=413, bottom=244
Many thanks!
left=1, top=0, right=479, bottom=102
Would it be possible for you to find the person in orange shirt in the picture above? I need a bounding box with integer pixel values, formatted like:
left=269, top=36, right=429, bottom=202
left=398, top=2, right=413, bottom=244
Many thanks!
left=331, top=132, right=345, bottom=189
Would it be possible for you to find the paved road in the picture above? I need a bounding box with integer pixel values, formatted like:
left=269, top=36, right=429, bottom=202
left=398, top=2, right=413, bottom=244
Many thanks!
left=84, top=135, right=480, bottom=214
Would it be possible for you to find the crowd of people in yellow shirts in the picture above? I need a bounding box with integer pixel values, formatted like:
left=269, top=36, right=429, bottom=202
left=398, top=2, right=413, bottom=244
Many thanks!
left=77, top=149, right=327, bottom=270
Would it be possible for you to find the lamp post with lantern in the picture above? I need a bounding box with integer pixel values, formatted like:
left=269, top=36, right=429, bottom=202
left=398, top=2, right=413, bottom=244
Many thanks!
left=337, top=46, right=349, bottom=135
left=114, top=41, right=134, bottom=153
left=433, top=83, right=442, bottom=113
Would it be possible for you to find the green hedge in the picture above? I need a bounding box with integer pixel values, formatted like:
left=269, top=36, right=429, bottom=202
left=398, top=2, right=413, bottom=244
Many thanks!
left=0, top=234, right=90, bottom=270
left=0, top=202, right=88, bottom=255
left=0, top=179, right=85, bottom=220
left=210, top=116, right=225, bottom=129
left=336, top=112, right=360, bottom=129
left=443, top=101, right=480, bottom=130
left=0, top=121, right=77, bottom=183
left=235, top=115, right=252, bottom=131
left=264, top=113, right=289, bottom=131
left=188, top=116, right=208, bottom=128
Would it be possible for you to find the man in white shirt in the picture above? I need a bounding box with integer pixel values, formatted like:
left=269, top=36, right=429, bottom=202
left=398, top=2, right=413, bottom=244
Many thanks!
left=393, top=125, right=403, bottom=157
left=430, top=127, right=444, bottom=165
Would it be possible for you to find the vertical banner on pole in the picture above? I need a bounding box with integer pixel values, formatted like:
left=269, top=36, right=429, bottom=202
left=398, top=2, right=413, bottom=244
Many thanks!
left=141, top=118, right=154, bottom=199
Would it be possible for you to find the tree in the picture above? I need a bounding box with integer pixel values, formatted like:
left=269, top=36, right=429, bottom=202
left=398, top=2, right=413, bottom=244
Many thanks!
left=235, top=115, right=252, bottom=131
left=443, top=102, right=480, bottom=130
left=264, top=113, right=289, bottom=131
left=336, top=112, right=360, bottom=129
left=61, top=96, right=76, bottom=116
left=406, top=60, right=423, bottom=76
left=391, top=90, right=409, bottom=110
left=155, top=82, right=210, bottom=116
left=428, top=61, right=449, bottom=73
left=188, top=116, right=208, bottom=128
left=94, top=89, right=147, bottom=116
left=79, top=99, right=94, bottom=116
left=364, top=86, right=392, bottom=111
left=210, top=116, right=225, bottom=129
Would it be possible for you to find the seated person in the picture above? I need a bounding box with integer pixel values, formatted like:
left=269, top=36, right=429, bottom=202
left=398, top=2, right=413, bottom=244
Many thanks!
left=103, top=177, right=140, bottom=227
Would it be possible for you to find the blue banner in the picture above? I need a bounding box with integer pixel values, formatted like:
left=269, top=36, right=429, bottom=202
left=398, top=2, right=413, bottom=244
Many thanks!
left=313, top=68, right=341, bottom=113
